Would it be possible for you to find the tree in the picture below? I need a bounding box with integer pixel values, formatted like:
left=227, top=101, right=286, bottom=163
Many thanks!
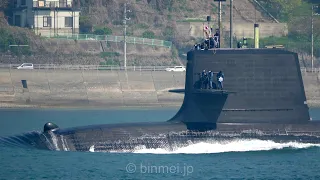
left=258, top=0, right=302, bottom=21
left=142, top=30, right=155, bottom=39
left=93, top=26, right=112, bottom=35
left=0, top=0, right=9, bottom=9
left=79, top=16, right=93, bottom=33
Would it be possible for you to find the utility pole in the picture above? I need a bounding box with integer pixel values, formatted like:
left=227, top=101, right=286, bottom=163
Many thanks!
left=311, top=5, right=320, bottom=71
left=215, top=0, right=225, bottom=47
left=219, top=1, right=222, bottom=47
left=123, top=2, right=130, bottom=69
left=230, top=0, right=233, bottom=48
left=312, top=5, right=314, bottom=71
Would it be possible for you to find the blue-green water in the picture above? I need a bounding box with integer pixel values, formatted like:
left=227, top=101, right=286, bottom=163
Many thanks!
left=1, top=108, right=320, bottom=179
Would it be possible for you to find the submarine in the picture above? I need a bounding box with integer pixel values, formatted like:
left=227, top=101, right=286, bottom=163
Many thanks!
left=2, top=46, right=320, bottom=152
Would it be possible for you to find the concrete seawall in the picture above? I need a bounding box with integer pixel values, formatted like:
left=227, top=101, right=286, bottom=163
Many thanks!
left=0, top=70, right=185, bottom=108
left=0, top=69, right=320, bottom=108
left=301, top=71, right=320, bottom=107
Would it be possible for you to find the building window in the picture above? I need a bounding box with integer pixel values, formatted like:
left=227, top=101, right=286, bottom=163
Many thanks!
left=21, top=0, right=26, bottom=6
left=59, top=0, right=67, bottom=8
left=43, top=16, right=52, bottom=27
left=65, top=17, right=73, bottom=27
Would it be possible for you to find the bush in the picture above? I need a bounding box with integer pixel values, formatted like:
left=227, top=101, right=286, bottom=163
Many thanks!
left=93, top=27, right=113, bottom=35
left=79, top=16, right=93, bottom=33
left=142, top=30, right=155, bottom=39
left=163, top=26, right=176, bottom=41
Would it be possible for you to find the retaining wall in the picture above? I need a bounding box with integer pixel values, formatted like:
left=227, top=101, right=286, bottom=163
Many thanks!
left=0, top=70, right=185, bottom=108
left=1, top=69, right=320, bottom=108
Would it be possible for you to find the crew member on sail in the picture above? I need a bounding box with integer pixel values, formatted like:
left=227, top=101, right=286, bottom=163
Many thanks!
left=217, top=70, right=224, bottom=90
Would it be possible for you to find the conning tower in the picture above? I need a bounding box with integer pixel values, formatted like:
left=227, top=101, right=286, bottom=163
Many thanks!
left=169, top=48, right=310, bottom=130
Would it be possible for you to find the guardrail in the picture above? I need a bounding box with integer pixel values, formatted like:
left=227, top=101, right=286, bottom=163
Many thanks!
left=0, top=64, right=183, bottom=71
left=46, top=34, right=172, bottom=48
left=300, top=67, right=320, bottom=73
left=1, top=64, right=320, bottom=72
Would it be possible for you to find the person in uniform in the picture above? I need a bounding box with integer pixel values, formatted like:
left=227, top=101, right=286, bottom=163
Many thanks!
left=213, top=29, right=220, bottom=48
left=201, top=70, right=207, bottom=89
left=217, top=70, right=224, bottom=90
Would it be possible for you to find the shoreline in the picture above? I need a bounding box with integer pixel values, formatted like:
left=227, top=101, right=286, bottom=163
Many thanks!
left=1, top=101, right=320, bottom=109
left=0, top=102, right=182, bottom=110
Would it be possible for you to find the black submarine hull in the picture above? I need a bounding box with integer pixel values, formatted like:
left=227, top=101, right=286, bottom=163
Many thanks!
left=1, top=48, right=319, bottom=152
left=3, top=121, right=320, bottom=152
left=49, top=121, right=320, bottom=152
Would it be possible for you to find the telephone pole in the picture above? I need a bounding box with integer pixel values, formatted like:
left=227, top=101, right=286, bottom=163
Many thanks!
left=230, top=0, right=233, bottom=48
left=218, top=1, right=222, bottom=47
left=123, top=3, right=130, bottom=69
left=214, top=0, right=226, bottom=47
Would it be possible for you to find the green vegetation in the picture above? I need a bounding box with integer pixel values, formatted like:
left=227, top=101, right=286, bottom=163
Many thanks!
left=93, top=26, right=113, bottom=35
left=163, top=26, right=175, bottom=40
left=99, top=59, right=120, bottom=66
left=79, top=16, right=93, bottom=33
left=100, top=52, right=120, bottom=58
left=142, top=30, right=155, bottom=39
left=0, top=28, right=31, bottom=55
left=257, top=0, right=303, bottom=22
left=99, top=52, right=121, bottom=66
left=176, top=19, right=207, bottom=22
left=237, top=36, right=320, bottom=55
left=254, top=0, right=320, bottom=55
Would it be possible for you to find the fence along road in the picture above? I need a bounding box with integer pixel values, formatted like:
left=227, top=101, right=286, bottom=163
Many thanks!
left=0, top=64, right=317, bottom=72
left=0, top=64, right=181, bottom=71
left=46, top=34, right=173, bottom=48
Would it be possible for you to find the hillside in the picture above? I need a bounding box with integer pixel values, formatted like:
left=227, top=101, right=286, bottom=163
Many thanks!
left=79, top=0, right=273, bottom=37
left=0, top=0, right=296, bottom=66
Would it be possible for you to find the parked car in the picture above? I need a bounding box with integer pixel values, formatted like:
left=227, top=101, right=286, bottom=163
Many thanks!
left=17, top=63, right=34, bottom=70
left=165, top=66, right=186, bottom=72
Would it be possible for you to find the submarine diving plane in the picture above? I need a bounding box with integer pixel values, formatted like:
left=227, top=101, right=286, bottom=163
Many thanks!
left=2, top=47, right=320, bottom=152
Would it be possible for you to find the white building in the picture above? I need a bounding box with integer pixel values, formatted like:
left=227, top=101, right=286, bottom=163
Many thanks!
left=12, top=0, right=80, bottom=36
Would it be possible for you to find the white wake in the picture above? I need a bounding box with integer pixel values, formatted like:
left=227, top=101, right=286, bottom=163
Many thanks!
left=89, top=145, right=95, bottom=152
left=133, top=139, right=320, bottom=154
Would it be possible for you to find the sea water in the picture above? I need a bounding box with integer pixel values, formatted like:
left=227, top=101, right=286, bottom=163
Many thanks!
left=1, top=108, right=320, bottom=179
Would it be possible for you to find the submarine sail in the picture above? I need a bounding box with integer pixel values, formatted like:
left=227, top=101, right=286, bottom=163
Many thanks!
left=170, top=48, right=310, bottom=124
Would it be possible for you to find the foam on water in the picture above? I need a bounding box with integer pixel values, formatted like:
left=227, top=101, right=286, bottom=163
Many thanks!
left=48, top=131, right=60, bottom=151
left=133, top=139, right=320, bottom=154
left=89, top=145, right=95, bottom=152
